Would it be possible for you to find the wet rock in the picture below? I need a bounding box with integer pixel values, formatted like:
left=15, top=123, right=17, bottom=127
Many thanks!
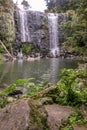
left=47, top=53, right=57, bottom=58
left=47, top=53, right=55, bottom=58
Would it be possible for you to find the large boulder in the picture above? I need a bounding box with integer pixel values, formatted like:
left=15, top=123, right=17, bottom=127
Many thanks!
left=0, top=99, right=49, bottom=130
left=45, top=104, right=74, bottom=130
left=0, top=99, right=30, bottom=130
left=0, top=98, right=74, bottom=130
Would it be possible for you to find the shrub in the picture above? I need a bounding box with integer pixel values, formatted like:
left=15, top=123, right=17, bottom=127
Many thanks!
left=56, top=65, right=87, bottom=106
left=59, top=110, right=87, bottom=130
left=0, top=78, right=50, bottom=108
left=22, top=44, right=32, bottom=55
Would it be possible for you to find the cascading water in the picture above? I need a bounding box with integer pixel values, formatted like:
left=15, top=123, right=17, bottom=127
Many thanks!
left=48, top=13, right=60, bottom=57
left=19, top=10, right=31, bottom=42
left=17, top=49, right=23, bottom=59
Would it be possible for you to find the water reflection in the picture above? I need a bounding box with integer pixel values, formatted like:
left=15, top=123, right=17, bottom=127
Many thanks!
left=49, top=58, right=60, bottom=84
left=0, top=58, right=78, bottom=88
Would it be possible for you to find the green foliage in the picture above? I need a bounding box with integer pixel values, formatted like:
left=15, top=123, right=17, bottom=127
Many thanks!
left=0, top=84, right=16, bottom=108
left=0, top=78, right=50, bottom=108
left=21, top=0, right=30, bottom=10
left=0, top=94, right=8, bottom=108
left=16, top=78, right=39, bottom=96
left=22, top=44, right=32, bottom=55
left=0, top=45, right=4, bottom=53
left=61, top=0, right=87, bottom=55
left=4, top=84, right=16, bottom=96
left=59, top=110, right=87, bottom=130
left=25, top=80, right=50, bottom=96
left=60, top=1, right=80, bottom=12
left=16, top=78, right=34, bottom=86
left=0, top=84, right=16, bottom=97
left=29, top=100, right=50, bottom=130
left=56, top=65, right=87, bottom=106
left=0, top=0, right=15, bottom=53
left=45, top=0, right=81, bottom=13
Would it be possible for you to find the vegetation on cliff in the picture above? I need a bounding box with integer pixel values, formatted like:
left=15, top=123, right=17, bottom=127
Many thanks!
left=21, top=0, right=30, bottom=10
left=61, top=0, right=87, bottom=56
left=45, top=0, right=81, bottom=13
left=0, top=0, right=15, bottom=54
left=45, top=0, right=87, bottom=57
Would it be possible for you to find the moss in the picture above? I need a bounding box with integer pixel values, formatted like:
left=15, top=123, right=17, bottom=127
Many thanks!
left=44, top=87, right=59, bottom=103
left=29, top=99, right=50, bottom=130
left=0, top=0, right=15, bottom=52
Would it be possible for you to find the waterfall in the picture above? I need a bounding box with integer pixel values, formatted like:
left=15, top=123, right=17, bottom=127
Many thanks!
left=19, top=11, right=31, bottom=42
left=17, top=49, right=23, bottom=59
left=48, top=13, right=60, bottom=57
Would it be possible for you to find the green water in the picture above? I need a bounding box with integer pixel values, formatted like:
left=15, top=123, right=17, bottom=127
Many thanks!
left=0, top=58, right=79, bottom=88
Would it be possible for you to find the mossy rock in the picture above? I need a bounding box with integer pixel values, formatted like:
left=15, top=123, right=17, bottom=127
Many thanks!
left=29, top=99, right=50, bottom=130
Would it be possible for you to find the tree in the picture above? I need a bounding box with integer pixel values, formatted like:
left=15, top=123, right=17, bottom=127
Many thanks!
left=45, top=0, right=82, bottom=13
left=61, top=0, right=87, bottom=55
left=21, top=0, right=30, bottom=10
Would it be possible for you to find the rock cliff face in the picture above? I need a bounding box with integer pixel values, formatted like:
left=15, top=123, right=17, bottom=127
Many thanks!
left=0, top=0, right=15, bottom=47
left=14, top=8, right=66, bottom=55
left=14, top=9, right=49, bottom=55
left=0, top=0, right=66, bottom=55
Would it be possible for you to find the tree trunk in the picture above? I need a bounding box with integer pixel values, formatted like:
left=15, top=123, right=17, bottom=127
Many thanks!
left=0, top=40, right=13, bottom=59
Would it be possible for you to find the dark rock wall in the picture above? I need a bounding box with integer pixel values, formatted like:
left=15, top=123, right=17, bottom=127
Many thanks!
left=14, top=10, right=49, bottom=54
left=14, top=6, right=21, bottom=48
left=27, top=11, right=49, bottom=53
left=14, top=8, right=66, bottom=54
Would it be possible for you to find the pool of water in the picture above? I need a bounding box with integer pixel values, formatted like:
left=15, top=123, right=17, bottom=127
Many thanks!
left=0, top=58, right=79, bottom=89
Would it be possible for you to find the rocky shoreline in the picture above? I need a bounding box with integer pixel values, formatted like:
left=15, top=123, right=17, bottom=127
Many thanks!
left=0, top=85, right=87, bottom=130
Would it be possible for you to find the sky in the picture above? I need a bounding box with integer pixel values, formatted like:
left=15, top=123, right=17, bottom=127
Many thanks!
left=13, top=0, right=47, bottom=12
